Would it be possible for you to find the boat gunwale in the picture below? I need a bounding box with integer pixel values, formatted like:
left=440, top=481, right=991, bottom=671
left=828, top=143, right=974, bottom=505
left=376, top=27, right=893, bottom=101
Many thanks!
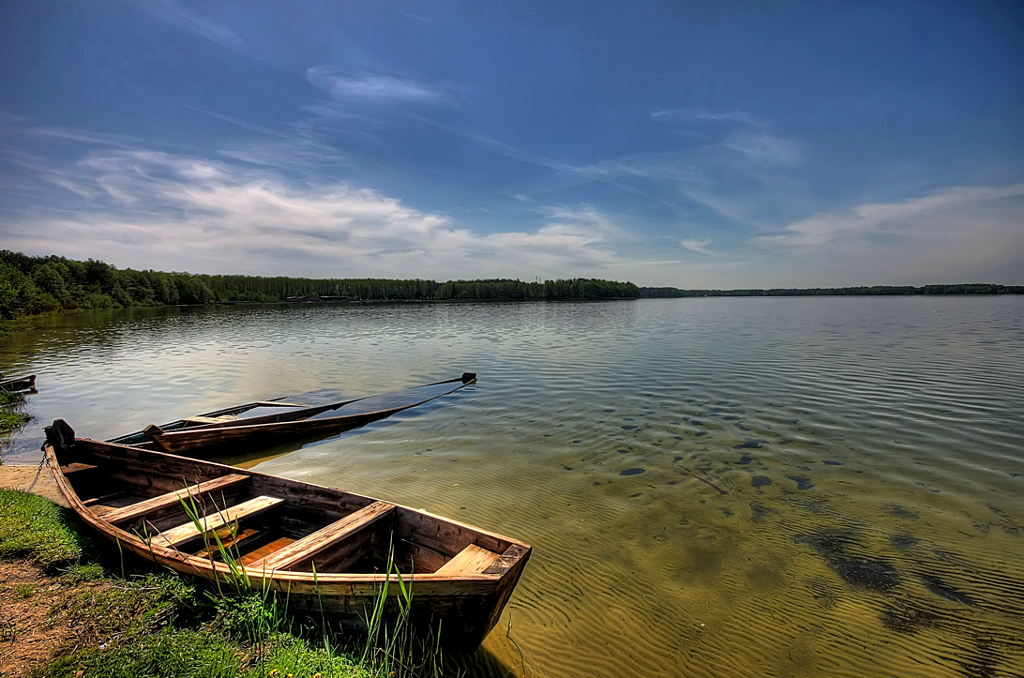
left=44, top=431, right=529, bottom=588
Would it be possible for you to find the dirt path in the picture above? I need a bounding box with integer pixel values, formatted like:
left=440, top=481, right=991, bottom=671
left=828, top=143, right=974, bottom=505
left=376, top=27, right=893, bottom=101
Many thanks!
left=0, top=560, right=97, bottom=677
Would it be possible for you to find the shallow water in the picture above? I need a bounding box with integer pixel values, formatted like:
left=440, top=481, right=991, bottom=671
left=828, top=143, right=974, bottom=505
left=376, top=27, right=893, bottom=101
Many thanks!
left=3, top=297, right=1023, bottom=677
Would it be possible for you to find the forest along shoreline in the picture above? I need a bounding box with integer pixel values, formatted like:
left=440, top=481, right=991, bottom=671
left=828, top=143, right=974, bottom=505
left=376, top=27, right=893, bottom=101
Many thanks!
left=3, top=248, right=1021, bottom=339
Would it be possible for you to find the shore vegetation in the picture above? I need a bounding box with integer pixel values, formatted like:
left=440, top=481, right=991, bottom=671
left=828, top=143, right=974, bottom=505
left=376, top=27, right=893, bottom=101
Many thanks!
left=0, top=486, right=452, bottom=678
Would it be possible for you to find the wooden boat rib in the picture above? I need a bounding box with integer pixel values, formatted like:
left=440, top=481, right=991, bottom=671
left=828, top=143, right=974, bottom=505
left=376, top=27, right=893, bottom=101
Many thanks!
left=0, top=374, right=37, bottom=392
left=108, top=373, right=477, bottom=455
left=44, top=420, right=531, bottom=651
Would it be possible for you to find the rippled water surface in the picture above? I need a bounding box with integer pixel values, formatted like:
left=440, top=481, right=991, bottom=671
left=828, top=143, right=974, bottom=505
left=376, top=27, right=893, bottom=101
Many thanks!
left=3, top=298, right=1023, bottom=677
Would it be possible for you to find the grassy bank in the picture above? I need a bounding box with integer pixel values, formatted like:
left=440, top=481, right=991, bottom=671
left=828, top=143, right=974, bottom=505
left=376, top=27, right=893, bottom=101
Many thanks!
left=0, top=488, right=450, bottom=678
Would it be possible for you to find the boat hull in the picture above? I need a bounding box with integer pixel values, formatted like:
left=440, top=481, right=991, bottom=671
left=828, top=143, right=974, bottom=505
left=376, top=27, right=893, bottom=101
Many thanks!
left=0, top=374, right=36, bottom=392
left=110, top=373, right=476, bottom=456
left=43, top=420, right=530, bottom=651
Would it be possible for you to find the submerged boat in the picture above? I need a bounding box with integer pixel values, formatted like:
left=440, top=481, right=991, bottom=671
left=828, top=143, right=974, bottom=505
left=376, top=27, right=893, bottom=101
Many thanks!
left=44, top=420, right=531, bottom=651
left=109, top=373, right=476, bottom=455
left=0, top=374, right=37, bottom=392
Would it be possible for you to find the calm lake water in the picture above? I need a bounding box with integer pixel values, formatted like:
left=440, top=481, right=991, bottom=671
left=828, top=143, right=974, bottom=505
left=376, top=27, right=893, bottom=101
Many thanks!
left=3, top=297, right=1023, bottom=678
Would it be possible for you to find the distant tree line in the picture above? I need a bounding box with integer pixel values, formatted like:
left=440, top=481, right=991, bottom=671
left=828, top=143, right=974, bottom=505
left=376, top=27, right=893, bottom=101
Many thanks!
left=0, top=250, right=640, bottom=320
left=640, top=284, right=1024, bottom=297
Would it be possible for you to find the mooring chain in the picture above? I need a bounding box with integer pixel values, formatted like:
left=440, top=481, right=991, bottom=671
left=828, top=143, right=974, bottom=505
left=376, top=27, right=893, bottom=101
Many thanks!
left=26, top=446, right=48, bottom=492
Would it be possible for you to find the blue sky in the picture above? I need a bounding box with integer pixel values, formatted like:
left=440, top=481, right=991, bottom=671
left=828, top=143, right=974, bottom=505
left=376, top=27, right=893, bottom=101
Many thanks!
left=2, top=0, right=1022, bottom=287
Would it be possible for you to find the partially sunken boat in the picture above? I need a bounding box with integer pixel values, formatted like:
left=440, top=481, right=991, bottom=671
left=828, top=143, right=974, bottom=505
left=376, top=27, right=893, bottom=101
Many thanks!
left=44, top=420, right=531, bottom=651
left=108, top=373, right=476, bottom=455
left=0, top=374, right=37, bottom=392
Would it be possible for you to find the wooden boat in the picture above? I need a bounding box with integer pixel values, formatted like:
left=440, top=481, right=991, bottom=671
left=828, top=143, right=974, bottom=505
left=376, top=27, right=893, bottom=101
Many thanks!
left=108, top=373, right=476, bottom=455
left=43, top=420, right=531, bottom=651
left=0, top=374, right=36, bottom=392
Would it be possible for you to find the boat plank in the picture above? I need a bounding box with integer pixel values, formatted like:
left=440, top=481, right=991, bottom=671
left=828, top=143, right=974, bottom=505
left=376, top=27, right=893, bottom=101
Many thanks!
left=104, top=474, right=249, bottom=526
left=156, top=495, right=284, bottom=548
left=250, top=501, right=396, bottom=571
left=181, top=415, right=238, bottom=425
left=482, top=544, right=531, bottom=575
left=239, top=537, right=296, bottom=566
left=434, top=544, right=501, bottom=576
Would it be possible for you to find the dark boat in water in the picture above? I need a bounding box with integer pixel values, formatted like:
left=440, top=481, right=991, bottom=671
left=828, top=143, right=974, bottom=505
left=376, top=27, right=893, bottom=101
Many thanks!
left=0, top=374, right=37, bottom=392
left=44, top=420, right=530, bottom=651
left=108, top=373, right=476, bottom=455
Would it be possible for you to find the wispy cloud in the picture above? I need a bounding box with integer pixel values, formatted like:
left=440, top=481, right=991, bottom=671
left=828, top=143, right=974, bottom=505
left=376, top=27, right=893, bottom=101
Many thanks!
left=139, top=0, right=244, bottom=53
left=651, top=107, right=763, bottom=126
left=306, top=67, right=451, bottom=105
left=680, top=238, right=713, bottom=255
left=3, top=149, right=637, bottom=280
left=724, top=131, right=803, bottom=166
left=758, top=183, right=1024, bottom=248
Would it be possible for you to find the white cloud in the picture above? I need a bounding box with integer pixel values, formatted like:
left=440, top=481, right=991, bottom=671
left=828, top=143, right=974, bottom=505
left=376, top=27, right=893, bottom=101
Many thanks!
left=140, top=0, right=245, bottom=53
left=751, top=183, right=1024, bottom=285
left=306, top=67, right=449, bottom=105
left=3, top=150, right=636, bottom=281
left=680, top=238, right=713, bottom=255
left=758, top=183, right=1024, bottom=248
left=651, top=107, right=762, bottom=126
left=724, top=131, right=803, bottom=166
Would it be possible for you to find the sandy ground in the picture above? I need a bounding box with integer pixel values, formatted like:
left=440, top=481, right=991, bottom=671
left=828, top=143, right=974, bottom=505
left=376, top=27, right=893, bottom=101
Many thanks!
left=0, top=464, right=69, bottom=507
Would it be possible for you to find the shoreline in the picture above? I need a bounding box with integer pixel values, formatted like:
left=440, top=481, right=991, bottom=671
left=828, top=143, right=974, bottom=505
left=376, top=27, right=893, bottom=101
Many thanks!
left=0, top=463, right=68, bottom=507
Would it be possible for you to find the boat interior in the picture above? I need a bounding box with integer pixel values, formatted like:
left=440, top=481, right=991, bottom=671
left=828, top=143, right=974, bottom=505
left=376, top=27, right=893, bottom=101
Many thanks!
left=50, top=435, right=516, bottom=578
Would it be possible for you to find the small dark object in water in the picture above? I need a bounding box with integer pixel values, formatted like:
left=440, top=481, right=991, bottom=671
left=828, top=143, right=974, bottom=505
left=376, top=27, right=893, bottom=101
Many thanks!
left=889, top=534, right=919, bottom=550
left=920, top=573, right=975, bottom=606
left=695, top=430, right=709, bottom=437
left=593, top=481, right=602, bottom=486
left=666, top=480, right=677, bottom=486
left=673, top=456, right=683, bottom=462
left=736, top=423, right=750, bottom=432
left=628, top=492, right=642, bottom=498
left=794, top=529, right=859, bottom=559
left=750, top=501, right=774, bottom=522
left=620, top=467, right=646, bottom=476
left=788, top=475, right=814, bottom=490
left=691, top=419, right=704, bottom=426
left=680, top=466, right=727, bottom=495
left=720, top=507, right=734, bottom=517
left=822, top=460, right=844, bottom=465
left=832, top=557, right=901, bottom=591
left=736, top=454, right=754, bottom=465
left=572, top=439, right=580, bottom=443
left=617, top=448, right=630, bottom=454
left=887, top=504, right=919, bottom=519
left=752, top=475, right=772, bottom=488
left=880, top=600, right=937, bottom=634
left=733, top=439, right=762, bottom=450
left=563, top=466, right=574, bottom=471
left=621, top=425, right=637, bottom=431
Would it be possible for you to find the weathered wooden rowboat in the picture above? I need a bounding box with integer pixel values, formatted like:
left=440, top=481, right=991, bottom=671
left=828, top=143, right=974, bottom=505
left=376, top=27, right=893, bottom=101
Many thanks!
left=108, top=373, right=476, bottom=455
left=0, top=374, right=37, bottom=392
left=44, top=420, right=531, bottom=651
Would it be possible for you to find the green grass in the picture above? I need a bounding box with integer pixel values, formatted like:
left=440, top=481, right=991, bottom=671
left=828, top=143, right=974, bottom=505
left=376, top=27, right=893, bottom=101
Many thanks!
left=1, top=488, right=455, bottom=678
left=0, top=488, right=87, bottom=569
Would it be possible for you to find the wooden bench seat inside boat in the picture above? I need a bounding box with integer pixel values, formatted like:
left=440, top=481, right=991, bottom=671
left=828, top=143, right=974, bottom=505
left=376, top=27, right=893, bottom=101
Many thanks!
left=104, top=474, right=250, bottom=527
left=248, top=500, right=396, bottom=571
left=434, top=544, right=502, bottom=576
left=181, top=415, right=238, bottom=425
left=155, top=495, right=285, bottom=548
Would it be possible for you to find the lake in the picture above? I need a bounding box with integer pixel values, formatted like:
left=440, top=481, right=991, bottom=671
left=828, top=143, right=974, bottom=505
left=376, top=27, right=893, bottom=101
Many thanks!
left=2, top=297, right=1023, bottom=677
